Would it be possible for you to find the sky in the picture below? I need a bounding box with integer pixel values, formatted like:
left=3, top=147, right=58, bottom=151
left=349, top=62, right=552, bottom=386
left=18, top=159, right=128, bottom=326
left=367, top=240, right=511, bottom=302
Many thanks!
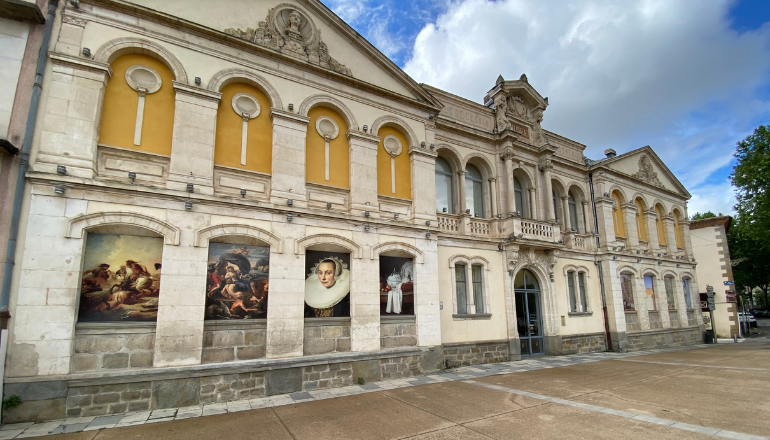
left=321, top=0, right=770, bottom=217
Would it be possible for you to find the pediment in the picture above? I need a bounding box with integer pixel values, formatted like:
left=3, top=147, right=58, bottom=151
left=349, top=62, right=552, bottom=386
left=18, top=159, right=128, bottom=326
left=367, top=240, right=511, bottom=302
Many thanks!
left=125, top=0, right=438, bottom=106
left=598, top=147, right=689, bottom=196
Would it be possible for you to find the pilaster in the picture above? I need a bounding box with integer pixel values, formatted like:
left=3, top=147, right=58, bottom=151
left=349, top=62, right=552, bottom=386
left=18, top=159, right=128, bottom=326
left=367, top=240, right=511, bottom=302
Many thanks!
left=643, top=209, right=660, bottom=250
left=415, top=238, right=441, bottom=347
left=622, top=203, right=640, bottom=247
left=270, top=109, right=311, bottom=207
left=539, top=159, right=555, bottom=221
left=347, top=131, right=380, bottom=217
left=662, top=216, right=678, bottom=254
left=349, top=232, right=380, bottom=351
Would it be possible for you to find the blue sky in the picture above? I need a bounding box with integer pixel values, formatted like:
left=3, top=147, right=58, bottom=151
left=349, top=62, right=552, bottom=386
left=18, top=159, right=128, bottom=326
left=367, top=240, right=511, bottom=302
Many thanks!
left=321, top=0, right=770, bottom=216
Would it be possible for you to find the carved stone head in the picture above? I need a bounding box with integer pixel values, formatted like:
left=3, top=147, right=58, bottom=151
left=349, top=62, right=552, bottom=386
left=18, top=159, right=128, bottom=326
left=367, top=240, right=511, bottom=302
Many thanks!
left=288, top=10, right=302, bottom=32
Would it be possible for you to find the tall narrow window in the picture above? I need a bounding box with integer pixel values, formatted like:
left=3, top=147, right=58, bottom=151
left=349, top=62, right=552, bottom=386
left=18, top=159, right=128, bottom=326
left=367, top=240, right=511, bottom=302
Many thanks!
left=465, top=164, right=484, bottom=217
left=567, top=271, right=577, bottom=312
left=435, top=157, right=454, bottom=214
left=455, top=264, right=467, bottom=314
left=683, top=277, right=692, bottom=309
left=514, top=177, right=527, bottom=217
left=552, top=190, right=560, bottom=221
left=472, top=265, right=484, bottom=314
left=578, top=272, right=587, bottom=312
left=644, top=275, right=657, bottom=311
left=621, top=273, right=635, bottom=311
left=568, top=193, right=579, bottom=232
left=664, top=276, right=676, bottom=310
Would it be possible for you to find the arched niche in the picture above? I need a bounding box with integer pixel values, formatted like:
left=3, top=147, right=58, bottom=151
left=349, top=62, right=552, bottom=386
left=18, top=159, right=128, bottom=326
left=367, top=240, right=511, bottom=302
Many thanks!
left=372, top=242, right=424, bottom=264
left=195, top=224, right=282, bottom=253
left=94, top=37, right=188, bottom=84
left=298, top=94, right=358, bottom=130
left=296, top=234, right=362, bottom=259
left=208, top=68, right=283, bottom=109
left=67, top=212, right=180, bottom=245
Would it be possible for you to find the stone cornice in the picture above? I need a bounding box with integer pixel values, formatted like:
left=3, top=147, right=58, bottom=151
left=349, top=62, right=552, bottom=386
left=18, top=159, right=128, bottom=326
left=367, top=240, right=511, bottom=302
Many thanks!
left=270, top=109, right=310, bottom=125
left=408, top=145, right=438, bottom=159
left=346, top=130, right=380, bottom=145
left=171, top=81, right=222, bottom=102
left=49, top=52, right=112, bottom=77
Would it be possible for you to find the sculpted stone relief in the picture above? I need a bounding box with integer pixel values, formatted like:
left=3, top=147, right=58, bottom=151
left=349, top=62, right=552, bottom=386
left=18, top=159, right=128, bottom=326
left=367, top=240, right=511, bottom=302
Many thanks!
left=632, top=155, right=664, bottom=188
left=225, top=4, right=352, bottom=76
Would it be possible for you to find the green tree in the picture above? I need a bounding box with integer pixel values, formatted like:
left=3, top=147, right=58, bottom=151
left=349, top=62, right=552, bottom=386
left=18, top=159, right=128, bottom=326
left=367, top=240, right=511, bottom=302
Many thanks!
left=690, top=211, right=717, bottom=220
left=730, top=122, right=770, bottom=307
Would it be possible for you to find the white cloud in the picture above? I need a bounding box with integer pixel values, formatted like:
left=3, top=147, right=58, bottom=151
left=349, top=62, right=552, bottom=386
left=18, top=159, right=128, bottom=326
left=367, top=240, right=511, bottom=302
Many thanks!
left=403, top=0, right=770, bottom=215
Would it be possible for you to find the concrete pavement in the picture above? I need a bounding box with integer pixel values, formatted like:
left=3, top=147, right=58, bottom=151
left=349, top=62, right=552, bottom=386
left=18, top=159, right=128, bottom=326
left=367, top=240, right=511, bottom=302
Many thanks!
left=4, top=339, right=770, bottom=439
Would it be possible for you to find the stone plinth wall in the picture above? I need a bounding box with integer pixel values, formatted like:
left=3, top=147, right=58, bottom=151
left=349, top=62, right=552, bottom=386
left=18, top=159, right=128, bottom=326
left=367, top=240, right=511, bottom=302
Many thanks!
left=302, top=363, right=354, bottom=390
left=442, top=340, right=508, bottom=368
left=626, top=327, right=701, bottom=351
left=625, top=312, right=640, bottom=331
left=72, top=325, right=155, bottom=373
left=66, top=382, right=152, bottom=417
left=687, top=311, right=698, bottom=327
left=380, top=318, right=417, bottom=348
left=303, top=319, right=351, bottom=355
left=669, top=310, right=680, bottom=328
left=202, top=322, right=267, bottom=364
left=648, top=311, right=662, bottom=330
left=561, top=333, right=607, bottom=355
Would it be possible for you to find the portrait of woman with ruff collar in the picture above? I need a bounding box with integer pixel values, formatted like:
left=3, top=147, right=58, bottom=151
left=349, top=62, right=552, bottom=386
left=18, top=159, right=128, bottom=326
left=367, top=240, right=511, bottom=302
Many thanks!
left=304, top=250, right=351, bottom=317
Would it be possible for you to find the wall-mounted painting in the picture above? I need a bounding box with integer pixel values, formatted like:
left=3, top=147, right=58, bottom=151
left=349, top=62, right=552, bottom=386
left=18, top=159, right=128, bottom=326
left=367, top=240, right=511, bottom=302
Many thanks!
left=380, top=256, right=414, bottom=315
left=78, top=233, right=164, bottom=322
left=205, top=243, right=269, bottom=320
left=304, top=250, right=350, bottom=317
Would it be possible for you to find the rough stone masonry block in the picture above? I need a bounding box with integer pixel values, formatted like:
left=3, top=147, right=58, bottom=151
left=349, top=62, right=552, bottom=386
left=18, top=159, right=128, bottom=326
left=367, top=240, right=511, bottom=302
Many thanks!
left=2, top=399, right=67, bottom=424
left=102, top=352, right=129, bottom=369
left=419, top=346, right=444, bottom=372
left=265, top=368, right=302, bottom=395
left=351, top=360, right=382, bottom=384
left=151, top=378, right=200, bottom=409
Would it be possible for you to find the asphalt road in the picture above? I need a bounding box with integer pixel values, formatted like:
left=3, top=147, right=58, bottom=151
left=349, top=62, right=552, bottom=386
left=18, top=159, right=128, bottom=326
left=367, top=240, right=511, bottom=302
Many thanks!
left=28, top=340, right=770, bottom=440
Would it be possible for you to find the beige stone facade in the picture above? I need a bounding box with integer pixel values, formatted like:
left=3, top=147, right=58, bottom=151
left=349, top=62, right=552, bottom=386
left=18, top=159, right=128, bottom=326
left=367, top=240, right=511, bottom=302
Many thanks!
left=0, top=0, right=704, bottom=422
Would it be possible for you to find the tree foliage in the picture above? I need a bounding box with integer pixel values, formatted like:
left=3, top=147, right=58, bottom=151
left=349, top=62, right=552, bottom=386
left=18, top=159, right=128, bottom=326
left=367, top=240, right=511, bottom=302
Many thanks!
left=729, top=122, right=770, bottom=307
left=690, top=211, right=717, bottom=220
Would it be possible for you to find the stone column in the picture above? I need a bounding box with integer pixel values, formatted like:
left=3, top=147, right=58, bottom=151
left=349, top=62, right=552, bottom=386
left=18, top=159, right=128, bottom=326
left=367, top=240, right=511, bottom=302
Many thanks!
left=528, top=188, right=537, bottom=219
left=347, top=131, right=381, bottom=217
left=269, top=109, right=310, bottom=207
left=409, top=145, right=438, bottom=224
left=489, top=178, right=498, bottom=218
left=457, top=170, right=467, bottom=214
left=681, top=220, right=694, bottom=258
left=154, top=210, right=209, bottom=367
left=622, top=203, right=639, bottom=248
left=644, top=210, right=659, bottom=250
left=581, top=201, right=590, bottom=234
left=662, top=215, right=678, bottom=254
left=166, top=83, right=221, bottom=195
left=502, top=150, right=516, bottom=215
left=594, top=196, right=616, bottom=249
left=540, top=159, right=555, bottom=221
left=503, top=246, right=522, bottom=360
left=415, top=238, right=441, bottom=347
left=658, top=277, right=671, bottom=328
left=561, top=196, right=569, bottom=231
left=33, top=54, right=111, bottom=178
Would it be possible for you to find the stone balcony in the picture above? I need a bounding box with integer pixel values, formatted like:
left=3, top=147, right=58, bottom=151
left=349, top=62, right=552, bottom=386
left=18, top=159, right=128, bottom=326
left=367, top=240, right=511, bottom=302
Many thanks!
left=437, top=213, right=572, bottom=248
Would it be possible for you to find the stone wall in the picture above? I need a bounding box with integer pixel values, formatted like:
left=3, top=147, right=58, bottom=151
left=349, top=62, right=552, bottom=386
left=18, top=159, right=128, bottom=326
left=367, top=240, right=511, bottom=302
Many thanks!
left=687, top=311, right=698, bottom=327
left=561, top=333, right=607, bottom=354
left=202, top=322, right=267, bottom=364
left=669, top=310, right=680, bottom=328
left=72, top=325, right=155, bottom=373
left=303, top=319, right=351, bottom=355
left=66, top=382, right=152, bottom=418
left=648, top=311, right=662, bottom=330
left=380, top=319, right=417, bottom=348
left=200, top=373, right=265, bottom=404
left=302, top=363, right=353, bottom=390
left=442, top=340, right=509, bottom=368
left=380, top=355, right=421, bottom=380
left=625, top=312, right=640, bottom=331
left=626, top=327, right=701, bottom=351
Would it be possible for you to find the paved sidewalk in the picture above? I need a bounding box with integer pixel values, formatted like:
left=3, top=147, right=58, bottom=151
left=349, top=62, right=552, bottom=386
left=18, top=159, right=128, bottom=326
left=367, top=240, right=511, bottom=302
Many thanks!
left=0, top=344, right=726, bottom=439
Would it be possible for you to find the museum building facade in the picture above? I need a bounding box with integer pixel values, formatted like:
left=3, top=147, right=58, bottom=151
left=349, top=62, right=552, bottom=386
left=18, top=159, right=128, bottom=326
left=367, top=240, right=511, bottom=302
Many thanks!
left=0, top=0, right=704, bottom=422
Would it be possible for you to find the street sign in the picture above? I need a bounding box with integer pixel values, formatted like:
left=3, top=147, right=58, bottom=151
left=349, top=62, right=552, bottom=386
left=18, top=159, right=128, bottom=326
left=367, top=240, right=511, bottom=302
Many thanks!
left=723, top=281, right=734, bottom=286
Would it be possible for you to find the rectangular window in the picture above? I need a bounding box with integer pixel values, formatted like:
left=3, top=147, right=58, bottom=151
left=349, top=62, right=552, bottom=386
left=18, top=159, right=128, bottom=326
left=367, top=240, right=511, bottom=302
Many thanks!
left=472, top=265, right=484, bottom=314
left=664, top=276, right=676, bottom=310
left=569, top=203, right=579, bottom=233
left=621, top=274, right=635, bottom=311
left=644, top=275, right=657, bottom=311
left=515, top=189, right=525, bottom=217
left=567, top=271, right=577, bottom=312
left=455, top=264, right=467, bottom=314
left=578, top=272, right=587, bottom=312
left=683, top=278, right=692, bottom=309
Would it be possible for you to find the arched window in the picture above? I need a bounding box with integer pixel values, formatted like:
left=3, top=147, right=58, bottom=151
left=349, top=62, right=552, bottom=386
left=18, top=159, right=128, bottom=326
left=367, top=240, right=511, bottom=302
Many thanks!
left=435, top=157, right=454, bottom=214
left=612, top=192, right=625, bottom=237
left=644, top=275, right=657, bottom=311
left=552, top=189, right=560, bottom=222
left=568, top=193, right=579, bottom=233
left=621, top=273, right=634, bottom=310
left=655, top=205, right=667, bottom=246
left=514, top=269, right=540, bottom=290
left=465, top=164, right=484, bottom=217
left=451, top=256, right=491, bottom=315
left=514, top=177, right=527, bottom=218
left=635, top=199, right=647, bottom=241
left=567, top=270, right=577, bottom=312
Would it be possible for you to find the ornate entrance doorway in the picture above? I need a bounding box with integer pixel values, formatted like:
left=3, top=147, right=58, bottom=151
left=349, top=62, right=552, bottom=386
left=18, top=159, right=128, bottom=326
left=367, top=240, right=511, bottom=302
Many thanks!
left=515, top=269, right=544, bottom=356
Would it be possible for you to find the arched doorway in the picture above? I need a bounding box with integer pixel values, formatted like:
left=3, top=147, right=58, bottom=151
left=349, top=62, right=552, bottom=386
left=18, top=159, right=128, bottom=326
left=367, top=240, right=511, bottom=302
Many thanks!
left=515, top=269, right=544, bottom=356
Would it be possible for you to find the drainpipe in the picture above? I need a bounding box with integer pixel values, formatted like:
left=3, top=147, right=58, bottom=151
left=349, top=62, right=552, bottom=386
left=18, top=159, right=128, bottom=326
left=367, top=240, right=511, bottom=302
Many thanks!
left=589, top=172, right=612, bottom=351
left=0, top=0, right=60, bottom=330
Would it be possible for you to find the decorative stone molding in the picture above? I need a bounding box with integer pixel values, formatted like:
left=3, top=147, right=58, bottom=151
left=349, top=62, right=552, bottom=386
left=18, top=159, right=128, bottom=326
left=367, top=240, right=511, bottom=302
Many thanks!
left=370, top=115, right=419, bottom=149
left=372, top=242, right=424, bottom=264
left=632, top=155, right=664, bottom=188
left=508, top=248, right=557, bottom=278
left=538, top=158, right=553, bottom=172
left=562, top=264, right=590, bottom=276
left=224, top=4, right=352, bottom=76
left=298, top=94, right=358, bottom=130
left=295, top=234, right=362, bottom=259
left=616, top=265, right=639, bottom=278
left=448, top=254, right=490, bottom=267
left=207, top=68, right=283, bottom=109
left=62, top=15, right=87, bottom=27
left=50, top=52, right=111, bottom=77
left=194, top=224, right=282, bottom=253
left=94, top=37, right=188, bottom=84
left=67, top=212, right=181, bottom=245
left=500, top=147, right=516, bottom=161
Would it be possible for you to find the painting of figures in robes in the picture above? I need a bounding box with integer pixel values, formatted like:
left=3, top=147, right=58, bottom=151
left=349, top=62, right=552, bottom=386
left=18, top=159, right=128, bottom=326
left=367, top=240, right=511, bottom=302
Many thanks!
left=78, top=233, right=163, bottom=322
left=304, top=250, right=350, bottom=318
left=205, top=243, right=269, bottom=320
left=379, top=256, right=414, bottom=315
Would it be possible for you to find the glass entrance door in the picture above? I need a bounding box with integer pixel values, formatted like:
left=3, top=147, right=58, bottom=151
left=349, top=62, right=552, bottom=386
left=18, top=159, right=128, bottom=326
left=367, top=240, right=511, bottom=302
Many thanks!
left=514, top=269, right=544, bottom=356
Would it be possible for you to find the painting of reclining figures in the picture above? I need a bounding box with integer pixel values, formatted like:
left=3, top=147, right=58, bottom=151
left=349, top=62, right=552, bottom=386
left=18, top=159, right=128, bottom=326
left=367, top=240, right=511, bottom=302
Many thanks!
left=78, top=233, right=164, bottom=322
left=205, top=242, right=269, bottom=320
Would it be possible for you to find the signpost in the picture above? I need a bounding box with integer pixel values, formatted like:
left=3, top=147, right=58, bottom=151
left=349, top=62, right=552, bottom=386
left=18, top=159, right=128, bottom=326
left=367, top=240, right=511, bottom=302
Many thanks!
left=706, top=286, right=716, bottom=343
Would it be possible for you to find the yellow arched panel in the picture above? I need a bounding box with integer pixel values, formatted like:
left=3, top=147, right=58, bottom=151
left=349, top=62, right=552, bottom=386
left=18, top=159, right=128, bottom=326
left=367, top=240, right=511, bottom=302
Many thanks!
left=612, top=192, right=625, bottom=238
left=98, top=54, right=175, bottom=155
left=673, top=210, right=684, bottom=249
left=635, top=199, right=647, bottom=241
left=656, top=205, right=667, bottom=246
left=214, top=83, right=272, bottom=174
left=376, top=126, right=412, bottom=199
left=306, top=107, right=349, bottom=188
